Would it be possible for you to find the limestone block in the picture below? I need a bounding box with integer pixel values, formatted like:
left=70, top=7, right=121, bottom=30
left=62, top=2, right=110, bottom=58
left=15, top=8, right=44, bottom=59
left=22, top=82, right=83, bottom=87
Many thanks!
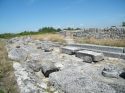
left=76, top=50, right=104, bottom=62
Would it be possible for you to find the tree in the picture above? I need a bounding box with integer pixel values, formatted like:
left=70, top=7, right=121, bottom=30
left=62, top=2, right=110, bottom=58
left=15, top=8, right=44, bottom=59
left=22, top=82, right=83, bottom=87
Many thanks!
left=57, top=28, right=62, bottom=32
left=38, top=27, right=58, bottom=33
left=63, top=27, right=74, bottom=30
left=75, top=28, right=81, bottom=30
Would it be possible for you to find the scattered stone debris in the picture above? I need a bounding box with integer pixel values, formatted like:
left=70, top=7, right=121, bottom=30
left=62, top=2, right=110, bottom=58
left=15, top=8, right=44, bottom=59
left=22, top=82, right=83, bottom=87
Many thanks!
left=6, top=37, right=125, bottom=93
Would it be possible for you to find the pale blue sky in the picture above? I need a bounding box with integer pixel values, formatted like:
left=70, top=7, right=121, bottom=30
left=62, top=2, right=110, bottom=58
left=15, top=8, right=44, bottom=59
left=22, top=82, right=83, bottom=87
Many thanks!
left=0, top=0, right=125, bottom=33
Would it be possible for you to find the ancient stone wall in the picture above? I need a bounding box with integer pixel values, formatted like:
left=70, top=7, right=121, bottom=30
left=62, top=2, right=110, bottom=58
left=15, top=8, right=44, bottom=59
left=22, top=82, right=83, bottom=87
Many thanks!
left=60, top=27, right=125, bottom=39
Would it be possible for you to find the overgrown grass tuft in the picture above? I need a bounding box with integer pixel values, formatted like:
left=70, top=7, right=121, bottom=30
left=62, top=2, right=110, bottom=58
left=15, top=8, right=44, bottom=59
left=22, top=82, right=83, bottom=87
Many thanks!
left=0, top=40, right=19, bottom=93
left=74, top=37, right=125, bottom=47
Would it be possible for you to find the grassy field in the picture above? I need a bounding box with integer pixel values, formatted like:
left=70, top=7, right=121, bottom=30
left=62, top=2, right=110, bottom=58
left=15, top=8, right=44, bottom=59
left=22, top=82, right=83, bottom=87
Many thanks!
left=74, top=37, right=125, bottom=47
left=31, top=33, right=66, bottom=43
left=0, top=40, right=18, bottom=93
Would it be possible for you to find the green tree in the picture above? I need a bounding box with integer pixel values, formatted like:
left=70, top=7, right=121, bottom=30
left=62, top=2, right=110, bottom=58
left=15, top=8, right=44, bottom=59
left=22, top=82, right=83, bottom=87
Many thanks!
left=38, top=27, right=58, bottom=33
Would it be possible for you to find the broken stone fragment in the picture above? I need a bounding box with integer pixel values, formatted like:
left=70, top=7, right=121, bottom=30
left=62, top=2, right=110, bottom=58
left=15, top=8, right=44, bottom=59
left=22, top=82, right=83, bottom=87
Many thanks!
left=41, top=62, right=59, bottom=77
left=102, top=65, right=124, bottom=78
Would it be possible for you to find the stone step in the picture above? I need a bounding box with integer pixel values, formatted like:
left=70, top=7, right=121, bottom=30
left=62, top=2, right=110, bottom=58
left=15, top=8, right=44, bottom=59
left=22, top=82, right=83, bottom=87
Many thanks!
left=76, top=50, right=104, bottom=62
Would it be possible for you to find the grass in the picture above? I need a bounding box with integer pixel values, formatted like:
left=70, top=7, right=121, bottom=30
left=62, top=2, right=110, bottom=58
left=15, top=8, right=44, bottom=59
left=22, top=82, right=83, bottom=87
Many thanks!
left=74, top=37, right=125, bottom=47
left=0, top=40, right=19, bottom=93
left=31, top=33, right=66, bottom=43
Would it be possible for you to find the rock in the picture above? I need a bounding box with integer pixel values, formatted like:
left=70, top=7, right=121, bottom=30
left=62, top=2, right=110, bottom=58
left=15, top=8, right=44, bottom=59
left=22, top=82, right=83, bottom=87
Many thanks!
left=61, top=46, right=82, bottom=55
left=82, top=56, right=93, bottom=63
left=8, top=48, right=28, bottom=62
left=41, top=62, right=59, bottom=77
left=26, top=60, right=42, bottom=72
left=43, top=46, right=53, bottom=52
left=119, top=72, right=125, bottom=79
left=102, top=65, right=123, bottom=78
left=16, top=45, right=20, bottom=48
left=49, top=68, right=116, bottom=93
left=40, top=42, right=54, bottom=52
left=76, top=50, right=104, bottom=62
left=102, top=70, right=119, bottom=78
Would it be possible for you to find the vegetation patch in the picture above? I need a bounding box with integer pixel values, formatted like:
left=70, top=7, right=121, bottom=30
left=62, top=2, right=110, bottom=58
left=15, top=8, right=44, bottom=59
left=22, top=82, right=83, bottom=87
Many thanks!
left=74, top=37, right=125, bottom=47
left=0, top=40, right=19, bottom=93
left=32, top=33, right=66, bottom=43
left=0, top=27, right=61, bottom=39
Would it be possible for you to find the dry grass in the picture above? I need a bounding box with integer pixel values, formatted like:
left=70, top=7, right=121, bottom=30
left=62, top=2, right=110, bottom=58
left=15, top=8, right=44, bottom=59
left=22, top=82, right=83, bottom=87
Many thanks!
left=74, top=37, right=125, bottom=47
left=31, top=33, right=66, bottom=43
left=0, top=40, right=19, bottom=93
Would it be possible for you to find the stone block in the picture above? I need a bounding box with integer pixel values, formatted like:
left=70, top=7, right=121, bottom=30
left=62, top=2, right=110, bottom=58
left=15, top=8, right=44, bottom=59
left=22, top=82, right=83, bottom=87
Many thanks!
left=61, top=46, right=82, bottom=55
left=120, top=72, right=125, bottom=79
left=76, top=50, right=104, bottom=62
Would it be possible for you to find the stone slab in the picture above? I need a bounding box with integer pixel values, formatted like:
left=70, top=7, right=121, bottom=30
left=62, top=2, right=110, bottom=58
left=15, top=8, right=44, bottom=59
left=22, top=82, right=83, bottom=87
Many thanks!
left=76, top=50, right=104, bottom=62
left=61, top=46, right=82, bottom=55
left=69, top=44, right=124, bottom=53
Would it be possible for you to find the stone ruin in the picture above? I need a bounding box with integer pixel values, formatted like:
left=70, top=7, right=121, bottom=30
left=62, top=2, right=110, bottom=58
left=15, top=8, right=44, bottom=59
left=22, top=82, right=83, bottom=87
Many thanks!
left=60, top=26, right=125, bottom=39
left=6, top=36, right=125, bottom=93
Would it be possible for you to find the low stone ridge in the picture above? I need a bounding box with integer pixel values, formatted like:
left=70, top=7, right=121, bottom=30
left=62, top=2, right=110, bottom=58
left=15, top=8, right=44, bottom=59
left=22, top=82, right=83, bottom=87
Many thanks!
left=61, top=46, right=82, bottom=55
left=76, top=50, right=104, bottom=62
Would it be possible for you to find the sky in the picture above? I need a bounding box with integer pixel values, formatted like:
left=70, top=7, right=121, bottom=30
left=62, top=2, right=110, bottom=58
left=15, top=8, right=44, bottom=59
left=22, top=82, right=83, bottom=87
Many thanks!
left=0, top=0, right=125, bottom=33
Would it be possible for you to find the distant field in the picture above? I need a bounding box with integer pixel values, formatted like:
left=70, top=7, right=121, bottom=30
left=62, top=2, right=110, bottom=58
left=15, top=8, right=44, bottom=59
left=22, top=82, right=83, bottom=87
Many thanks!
left=0, top=40, right=18, bottom=93
left=31, top=33, right=66, bottom=43
left=74, top=37, right=125, bottom=47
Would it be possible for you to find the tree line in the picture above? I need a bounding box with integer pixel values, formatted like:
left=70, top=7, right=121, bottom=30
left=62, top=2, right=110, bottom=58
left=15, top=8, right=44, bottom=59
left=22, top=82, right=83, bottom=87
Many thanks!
left=0, top=21, right=125, bottom=39
left=0, top=27, right=83, bottom=39
left=0, top=27, right=62, bottom=39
